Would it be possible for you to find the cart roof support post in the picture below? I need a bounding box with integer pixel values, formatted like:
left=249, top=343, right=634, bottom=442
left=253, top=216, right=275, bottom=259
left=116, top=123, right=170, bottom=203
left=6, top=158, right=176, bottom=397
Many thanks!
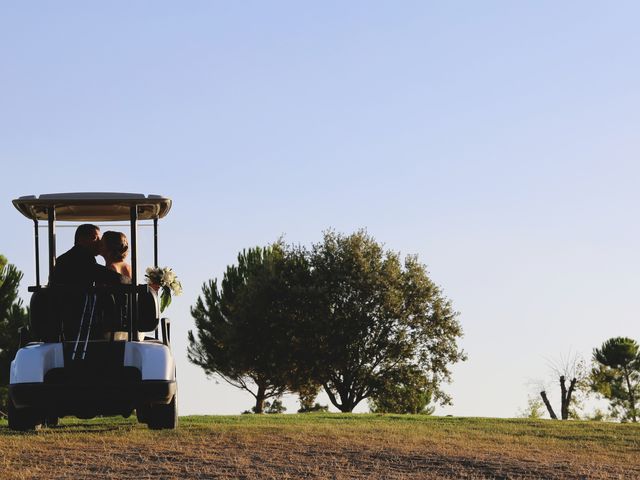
left=33, top=219, right=40, bottom=287
left=130, top=205, right=138, bottom=340
left=153, top=216, right=160, bottom=340
left=47, top=207, right=56, bottom=283
left=153, top=217, right=158, bottom=267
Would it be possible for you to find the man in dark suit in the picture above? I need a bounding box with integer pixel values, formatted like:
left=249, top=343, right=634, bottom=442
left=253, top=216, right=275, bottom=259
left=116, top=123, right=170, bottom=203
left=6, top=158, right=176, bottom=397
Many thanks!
left=50, top=224, right=123, bottom=340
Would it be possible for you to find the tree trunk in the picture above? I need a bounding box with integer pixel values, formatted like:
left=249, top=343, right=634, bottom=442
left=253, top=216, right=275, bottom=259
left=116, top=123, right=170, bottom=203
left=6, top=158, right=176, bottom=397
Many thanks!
left=324, top=381, right=356, bottom=412
left=540, top=391, right=557, bottom=419
left=623, top=366, right=638, bottom=422
left=561, top=377, right=577, bottom=420
left=559, top=376, right=567, bottom=420
left=254, top=384, right=266, bottom=414
left=323, top=383, right=343, bottom=411
left=339, top=398, right=354, bottom=413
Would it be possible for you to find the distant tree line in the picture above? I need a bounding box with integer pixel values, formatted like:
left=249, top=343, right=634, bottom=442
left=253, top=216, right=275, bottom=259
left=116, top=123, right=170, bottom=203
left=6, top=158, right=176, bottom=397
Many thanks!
left=188, top=230, right=466, bottom=414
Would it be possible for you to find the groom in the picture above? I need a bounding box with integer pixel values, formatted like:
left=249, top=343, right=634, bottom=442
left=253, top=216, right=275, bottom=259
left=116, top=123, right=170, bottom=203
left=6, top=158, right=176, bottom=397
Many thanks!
left=49, top=224, right=125, bottom=340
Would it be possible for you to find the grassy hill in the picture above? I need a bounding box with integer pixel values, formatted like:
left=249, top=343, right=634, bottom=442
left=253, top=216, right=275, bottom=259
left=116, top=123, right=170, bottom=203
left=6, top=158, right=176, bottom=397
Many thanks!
left=1, top=414, right=638, bottom=479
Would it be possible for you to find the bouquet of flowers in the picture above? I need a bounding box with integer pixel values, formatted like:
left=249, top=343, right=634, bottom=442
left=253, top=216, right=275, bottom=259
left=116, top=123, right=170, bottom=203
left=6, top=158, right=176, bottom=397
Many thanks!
left=145, top=266, right=183, bottom=312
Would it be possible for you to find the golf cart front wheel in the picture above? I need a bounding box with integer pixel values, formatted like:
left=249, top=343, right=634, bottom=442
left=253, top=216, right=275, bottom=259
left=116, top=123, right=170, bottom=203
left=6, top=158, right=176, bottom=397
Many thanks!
left=8, top=398, right=43, bottom=431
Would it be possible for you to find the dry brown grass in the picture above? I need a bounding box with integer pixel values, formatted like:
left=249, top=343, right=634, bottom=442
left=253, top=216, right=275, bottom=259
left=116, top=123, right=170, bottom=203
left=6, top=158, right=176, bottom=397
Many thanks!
left=1, top=414, right=638, bottom=479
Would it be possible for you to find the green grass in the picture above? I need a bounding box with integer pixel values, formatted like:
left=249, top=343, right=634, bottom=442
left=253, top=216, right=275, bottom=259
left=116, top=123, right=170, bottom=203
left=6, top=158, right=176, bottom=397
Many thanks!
left=1, top=414, right=639, bottom=479
left=4, top=412, right=637, bottom=452
left=183, top=413, right=640, bottom=438
left=2, top=412, right=640, bottom=441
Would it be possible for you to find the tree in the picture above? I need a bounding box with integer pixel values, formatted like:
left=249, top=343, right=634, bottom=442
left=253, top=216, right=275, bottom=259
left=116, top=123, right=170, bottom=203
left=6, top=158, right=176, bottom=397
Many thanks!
left=295, top=381, right=329, bottom=413
left=188, top=243, right=304, bottom=413
left=0, top=255, right=29, bottom=413
left=243, top=398, right=287, bottom=414
left=263, top=398, right=286, bottom=414
left=584, top=408, right=610, bottom=422
left=302, top=230, right=465, bottom=412
left=368, top=364, right=435, bottom=414
left=518, top=396, right=546, bottom=419
left=539, top=353, right=587, bottom=420
left=590, top=337, right=640, bottom=422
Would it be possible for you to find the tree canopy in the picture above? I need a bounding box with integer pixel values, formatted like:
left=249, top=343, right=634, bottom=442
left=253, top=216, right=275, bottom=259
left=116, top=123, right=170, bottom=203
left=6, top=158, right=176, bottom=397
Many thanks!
left=187, top=243, right=306, bottom=413
left=591, top=337, right=640, bottom=422
left=0, top=255, right=29, bottom=412
left=300, top=230, right=466, bottom=412
left=188, top=231, right=465, bottom=414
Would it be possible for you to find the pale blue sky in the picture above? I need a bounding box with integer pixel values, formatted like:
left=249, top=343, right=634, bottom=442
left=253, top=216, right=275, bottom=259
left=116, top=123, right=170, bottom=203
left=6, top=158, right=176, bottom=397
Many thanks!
left=1, top=2, right=639, bottom=416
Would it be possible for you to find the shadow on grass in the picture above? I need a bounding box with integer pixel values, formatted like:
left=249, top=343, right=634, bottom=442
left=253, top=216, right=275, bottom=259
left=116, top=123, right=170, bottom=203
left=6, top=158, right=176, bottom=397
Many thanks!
left=0, top=418, right=136, bottom=436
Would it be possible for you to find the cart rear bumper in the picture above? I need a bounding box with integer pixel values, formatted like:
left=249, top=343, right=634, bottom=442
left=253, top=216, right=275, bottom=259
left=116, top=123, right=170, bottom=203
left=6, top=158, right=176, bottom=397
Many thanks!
left=9, top=379, right=176, bottom=416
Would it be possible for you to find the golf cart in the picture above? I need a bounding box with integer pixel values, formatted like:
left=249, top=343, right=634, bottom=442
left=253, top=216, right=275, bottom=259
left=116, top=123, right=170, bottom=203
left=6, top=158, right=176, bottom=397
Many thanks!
left=8, top=193, right=177, bottom=430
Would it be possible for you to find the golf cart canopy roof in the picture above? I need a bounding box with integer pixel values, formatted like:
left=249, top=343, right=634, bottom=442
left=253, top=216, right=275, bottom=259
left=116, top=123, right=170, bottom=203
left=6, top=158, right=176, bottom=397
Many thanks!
left=13, top=193, right=172, bottom=222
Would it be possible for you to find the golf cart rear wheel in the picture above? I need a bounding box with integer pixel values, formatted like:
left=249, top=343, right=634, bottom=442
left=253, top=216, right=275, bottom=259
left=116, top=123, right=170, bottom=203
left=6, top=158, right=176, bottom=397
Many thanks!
left=44, top=415, right=59, bottom=427
left=147, top=395, right=177, bottom=430
left=136, top=405, right=150, bottom=424
left=8, top=398, right=43, bottom=431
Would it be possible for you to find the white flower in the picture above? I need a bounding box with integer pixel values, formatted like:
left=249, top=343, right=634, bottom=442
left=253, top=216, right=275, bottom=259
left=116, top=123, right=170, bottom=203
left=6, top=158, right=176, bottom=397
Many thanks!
left=145, top=268, right=162, bottom=285
left=170, top=280, right=183, bottom=296
left=161, top=268, right=176, bottom=285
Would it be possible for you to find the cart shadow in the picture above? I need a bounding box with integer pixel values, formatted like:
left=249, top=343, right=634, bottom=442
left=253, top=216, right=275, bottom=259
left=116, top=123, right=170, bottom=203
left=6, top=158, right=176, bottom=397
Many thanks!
left=1, top=422, right=135, bottom=435
left=49, top=422, right=134, bottom=433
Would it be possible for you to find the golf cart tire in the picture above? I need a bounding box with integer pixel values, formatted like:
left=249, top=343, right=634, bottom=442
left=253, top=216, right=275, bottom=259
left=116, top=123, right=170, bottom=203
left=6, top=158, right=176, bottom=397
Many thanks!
left=147, top=395, right=177, bottom=430
left=136, top=405, right=149, bottom=424
left=8, top=398, right=43, bottom=431
left=44, top=415, right=59, bottom=427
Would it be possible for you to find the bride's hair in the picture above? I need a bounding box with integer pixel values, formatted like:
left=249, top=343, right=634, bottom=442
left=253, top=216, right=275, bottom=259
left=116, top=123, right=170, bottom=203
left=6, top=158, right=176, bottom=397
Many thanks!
left=102, top=231, right=129, bottom=261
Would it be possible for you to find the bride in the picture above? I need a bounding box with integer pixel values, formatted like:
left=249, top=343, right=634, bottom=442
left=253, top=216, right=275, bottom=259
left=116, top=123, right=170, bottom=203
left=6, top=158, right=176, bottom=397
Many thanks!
left=100, top=231, right=132, bottom=283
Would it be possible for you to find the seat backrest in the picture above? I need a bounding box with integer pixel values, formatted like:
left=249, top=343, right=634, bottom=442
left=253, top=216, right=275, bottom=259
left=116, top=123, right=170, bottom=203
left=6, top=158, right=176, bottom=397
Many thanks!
left=30, top=288, right=70, bottom=342
left=137, top=289, right=159, bottom=332
left=30, top=286, right=160, bottom=341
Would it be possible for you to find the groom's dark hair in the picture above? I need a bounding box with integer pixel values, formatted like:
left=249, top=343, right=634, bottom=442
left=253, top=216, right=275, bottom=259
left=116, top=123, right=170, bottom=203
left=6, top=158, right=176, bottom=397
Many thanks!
left=74, top=224, right=100, bottom=244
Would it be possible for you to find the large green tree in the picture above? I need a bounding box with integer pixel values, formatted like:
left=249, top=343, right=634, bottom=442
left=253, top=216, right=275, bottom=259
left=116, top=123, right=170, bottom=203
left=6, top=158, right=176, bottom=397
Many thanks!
left=303, top=230, right=465, bottom=412
left=0, top=255, right=29, bottom=413
left=187, top=243, right=307, bottom=413
left=591, top=337, right=640, bottom=422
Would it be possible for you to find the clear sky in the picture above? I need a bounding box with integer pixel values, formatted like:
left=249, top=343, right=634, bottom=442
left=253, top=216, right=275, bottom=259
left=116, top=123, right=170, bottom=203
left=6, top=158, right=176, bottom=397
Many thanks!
left=1, top=1, right=639, bottom=417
